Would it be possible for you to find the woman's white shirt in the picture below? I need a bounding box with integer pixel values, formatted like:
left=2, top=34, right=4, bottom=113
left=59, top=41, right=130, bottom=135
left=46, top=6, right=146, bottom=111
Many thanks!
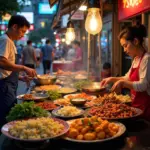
left=124, top=52, right=150, bottom=95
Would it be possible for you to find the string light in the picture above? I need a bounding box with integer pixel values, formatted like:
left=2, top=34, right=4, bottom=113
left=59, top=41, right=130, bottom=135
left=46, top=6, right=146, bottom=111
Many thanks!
left=65, top=21, right=75, bottom=42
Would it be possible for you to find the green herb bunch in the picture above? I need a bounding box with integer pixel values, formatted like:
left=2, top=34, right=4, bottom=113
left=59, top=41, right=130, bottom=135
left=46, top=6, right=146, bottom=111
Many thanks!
left=6, top=102, right=49, bottom=122
left=74, top=80, right=92, bottom=91
left=47, top=90, right=62, bottom=100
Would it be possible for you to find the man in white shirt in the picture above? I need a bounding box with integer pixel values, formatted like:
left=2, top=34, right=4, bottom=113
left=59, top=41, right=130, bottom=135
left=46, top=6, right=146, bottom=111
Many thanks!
left=0, top=15, right=37, bottom=129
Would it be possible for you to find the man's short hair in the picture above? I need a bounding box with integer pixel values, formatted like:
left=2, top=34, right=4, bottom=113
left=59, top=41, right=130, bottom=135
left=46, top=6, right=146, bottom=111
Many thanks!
left=8, top=15, right=30, bottom=29
left=27, top=40, right=32, bottom=45
left=72, top=40, right=80, bottom=46
left=46, top=39, right=50, bottom=44
left=103, top=62, right=111, bottom=70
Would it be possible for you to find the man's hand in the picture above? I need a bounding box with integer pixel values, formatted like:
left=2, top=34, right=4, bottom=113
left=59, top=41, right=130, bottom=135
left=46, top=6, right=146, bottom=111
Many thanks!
left=23, top=66, right=37, bottom=77
left=19, top=75, right=33, bottom=82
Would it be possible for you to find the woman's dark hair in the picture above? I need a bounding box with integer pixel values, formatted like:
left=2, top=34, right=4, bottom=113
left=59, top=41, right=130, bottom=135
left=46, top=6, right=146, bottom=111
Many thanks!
left=118, top=24, right=147, bottom=45
left=103, top=62, right=111, bottom=69
left=72, top=40, right=80, bottom=46
left=8, top=15, right=30, bottom=29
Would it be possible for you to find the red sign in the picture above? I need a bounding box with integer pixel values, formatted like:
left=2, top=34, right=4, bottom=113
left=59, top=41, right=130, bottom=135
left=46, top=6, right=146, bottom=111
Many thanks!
left=118, top=0, right=150, bottom=21
left=0, top=25, right=7, bottom=30
left=29, top=24, right=34, bottom=31
left=71, top=11, right=84, bottom=20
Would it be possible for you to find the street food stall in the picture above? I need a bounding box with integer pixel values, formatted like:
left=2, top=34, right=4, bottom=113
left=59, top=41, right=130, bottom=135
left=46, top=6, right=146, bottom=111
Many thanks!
left=0, top=70, right=150, bottom=150
left=1, top=0, right=150, bottom=150
left=52, top=60, right=73, bottom=72
left=0, top=71, right=150, bottom=150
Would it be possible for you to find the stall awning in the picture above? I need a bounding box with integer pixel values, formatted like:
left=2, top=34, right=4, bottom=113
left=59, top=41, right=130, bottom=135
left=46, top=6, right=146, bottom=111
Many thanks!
left=51, top=0, right=113, bottom=30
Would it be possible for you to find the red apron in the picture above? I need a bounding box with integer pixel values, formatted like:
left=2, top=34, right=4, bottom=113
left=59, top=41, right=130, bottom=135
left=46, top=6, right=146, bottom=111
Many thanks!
left=129, top=53, right=150, bottom=121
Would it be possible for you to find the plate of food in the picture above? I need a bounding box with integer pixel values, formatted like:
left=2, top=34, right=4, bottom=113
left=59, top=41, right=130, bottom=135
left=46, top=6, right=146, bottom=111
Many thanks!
left=54, top=98, right=71, bottom=106
left=35, top=102, right=58, bottom=111
left=34, top=74, right=56, bottom=85
left=1, top=117, right=69, bottom=142
left=58, top=87, right=77, bottom=95
left=74, top=74, right=88, bottom=80
left=17, top=93, right=49, bottom=101
left=64, top=93, right=97, bottom=101
left=54, top=98, right=95, bottom=109
left=87, top=103, right=143, bottom=120
left=92, top=93, right=132, bottom=105
left=63, top=116, right=126, bottom=143
left=34, top=85, right=61, bottom=92
left=52, top=106, right=84, bottom=119
left=73, top=70, right=87, bottom=75
left=56, top=69, right=73, bottom=76
left=95, top=93, right=132, bottom=104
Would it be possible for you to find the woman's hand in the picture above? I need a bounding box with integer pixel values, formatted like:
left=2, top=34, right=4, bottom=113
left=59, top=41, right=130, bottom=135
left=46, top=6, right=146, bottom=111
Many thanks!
left=111, top=80, right=124, bottom=94
left=100, top=77, right=113, bottom=87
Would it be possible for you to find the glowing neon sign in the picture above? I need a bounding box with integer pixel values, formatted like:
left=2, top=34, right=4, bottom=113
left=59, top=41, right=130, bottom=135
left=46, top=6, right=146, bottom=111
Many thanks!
left=123, top=0, right=142, bottom=8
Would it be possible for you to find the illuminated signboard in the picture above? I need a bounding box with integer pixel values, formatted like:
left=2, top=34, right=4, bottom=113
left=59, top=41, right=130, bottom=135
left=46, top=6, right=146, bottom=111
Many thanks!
left=118, top=0, right=150, bottom=21
left=123, top=0, right=142, bottom=8
left=38, top=3, right=57, bottom=14
left=17, top=12, right=34, bottom=24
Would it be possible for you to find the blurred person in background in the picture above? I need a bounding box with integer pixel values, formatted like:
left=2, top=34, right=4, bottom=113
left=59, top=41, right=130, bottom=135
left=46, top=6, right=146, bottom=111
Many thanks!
left=59, top=45, right=64, bottom=59
left=67, top=45, right=75, bottom=60
left=72, top=40, right=83, bottom=71
left=41, top=39, right=54, bottom=74
left=101, top=62, right=111, bottom=80
left=16, top=44, right=23, bottom=63
left=22, top=40, right=37, bottom=69
left=0, top=15, right=37, bottom=129
left=34, top=45, right=42, bottom=68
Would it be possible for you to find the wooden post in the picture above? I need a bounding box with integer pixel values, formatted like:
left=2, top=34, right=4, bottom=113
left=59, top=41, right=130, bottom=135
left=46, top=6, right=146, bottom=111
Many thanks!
left=148, top=14, right=150, bottom=52
left=87, top=33, right=91, bottom=78
left=97, top=33, right=101, bottom=80
left=112, top=0, right=122, bottom=76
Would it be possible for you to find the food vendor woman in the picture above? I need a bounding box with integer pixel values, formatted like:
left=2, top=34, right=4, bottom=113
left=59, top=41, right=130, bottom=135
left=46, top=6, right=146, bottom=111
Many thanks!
left=0, top=15, right=37, bottom=129
left=101, top=25, right=150, bottom=120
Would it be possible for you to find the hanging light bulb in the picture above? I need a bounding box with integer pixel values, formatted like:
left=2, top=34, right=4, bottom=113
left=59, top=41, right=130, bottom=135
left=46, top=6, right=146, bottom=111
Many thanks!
left=65, top=21, right=75, bottom=42
left=66, top=40, right=71, bottom=45
left=85, top=8, right=102, bottom=35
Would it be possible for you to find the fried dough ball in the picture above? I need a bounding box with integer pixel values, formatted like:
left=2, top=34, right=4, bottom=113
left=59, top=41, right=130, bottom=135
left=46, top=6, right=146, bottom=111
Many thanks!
left=81, top=126, right=90, bottom=134
left=76, top=134, right=84, bottom=140
left=68, top=128, right=79, bottom=138
left=97, top=131, right=106, bottom=139
left=84, top=132, right=96, bottom=140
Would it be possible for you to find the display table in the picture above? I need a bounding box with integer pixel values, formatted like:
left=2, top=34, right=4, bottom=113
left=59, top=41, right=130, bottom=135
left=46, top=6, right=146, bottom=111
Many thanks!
left=0, top=119, right=150, bottom=150
left=53, top=60, right=73, bottom=72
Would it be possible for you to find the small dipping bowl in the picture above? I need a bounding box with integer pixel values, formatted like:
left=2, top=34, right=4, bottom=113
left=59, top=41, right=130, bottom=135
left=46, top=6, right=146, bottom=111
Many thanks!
left=70, top=98, right=87, bottom=106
